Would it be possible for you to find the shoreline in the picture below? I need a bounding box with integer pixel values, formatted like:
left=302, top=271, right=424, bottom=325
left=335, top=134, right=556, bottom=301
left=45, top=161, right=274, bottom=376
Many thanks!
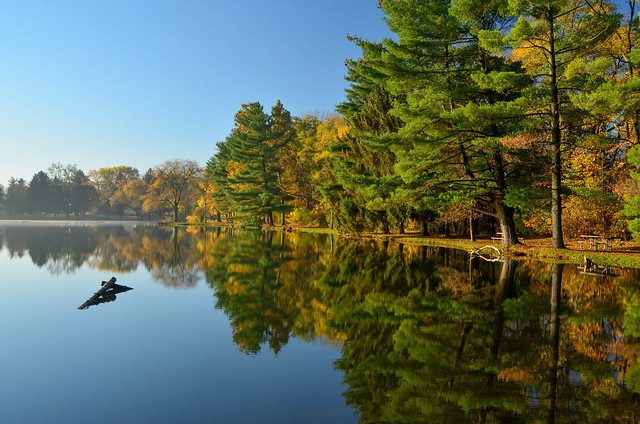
left=172, top=222, right=640, bottom=267
left=280, top=226, right=640, bottom=268
left=0, top=219, right=157, bottom=227
left=382, top=235, right=640, bottom=268
left=3, top=219, right=639, bottom=267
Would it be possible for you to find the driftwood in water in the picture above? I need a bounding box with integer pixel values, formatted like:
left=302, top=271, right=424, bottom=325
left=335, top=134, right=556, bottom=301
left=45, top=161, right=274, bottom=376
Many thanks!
left=78, top=277, right=133, bottom=310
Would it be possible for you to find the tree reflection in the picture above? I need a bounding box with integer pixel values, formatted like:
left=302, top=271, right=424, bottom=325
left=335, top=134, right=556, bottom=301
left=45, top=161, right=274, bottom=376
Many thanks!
left=322, top=244, right=523, bottom=422
left=0, top=226, right=98, bottom=271
left=316, top=244, right=640, bottom=422
left=3, top=225, right=640, bottom=420
left=0, top=225, right=202, bottom=287
left=206, top=230, right=293, bottom=354
left=143, top=227, right=201, bottom=288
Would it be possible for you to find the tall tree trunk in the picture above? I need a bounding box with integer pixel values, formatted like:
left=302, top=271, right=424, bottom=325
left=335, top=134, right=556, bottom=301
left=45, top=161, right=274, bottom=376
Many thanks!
left=492, top=152, right=520, bottom=248
left=546, top=7, right=566, bottom=249
left=469, top=209, right=475, bottom=242
left=421, top=218, right=429, bottom=236
left=626, top=3, right=639, bottom=146
left=443, top=222, right=450, bottom=238
left=496, top=201, right=519, bottom=248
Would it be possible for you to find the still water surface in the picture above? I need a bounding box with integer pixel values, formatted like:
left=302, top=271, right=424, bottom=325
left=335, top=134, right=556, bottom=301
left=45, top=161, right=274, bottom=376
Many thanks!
left=0, top=224, right=639, bottom=423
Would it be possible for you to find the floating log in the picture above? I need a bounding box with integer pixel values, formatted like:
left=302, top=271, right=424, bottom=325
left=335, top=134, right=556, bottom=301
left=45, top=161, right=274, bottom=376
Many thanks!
left=78, top=277, right=133, bottom=310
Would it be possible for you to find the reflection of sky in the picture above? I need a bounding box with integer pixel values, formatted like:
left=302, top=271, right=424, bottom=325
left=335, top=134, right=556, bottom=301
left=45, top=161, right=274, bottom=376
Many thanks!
left=0, top=240, right=352, bottom=424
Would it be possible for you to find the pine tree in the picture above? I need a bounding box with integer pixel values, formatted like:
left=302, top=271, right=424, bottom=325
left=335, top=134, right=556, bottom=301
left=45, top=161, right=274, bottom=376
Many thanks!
left=205, top=139, right=235, bottom=222
left=27, top=171, right=51, bottom=216
left=340, top=0, right=535, bottom=246
left=335, top=36, right=409, bottom=233
left=225, top=101, right=293, bottom=225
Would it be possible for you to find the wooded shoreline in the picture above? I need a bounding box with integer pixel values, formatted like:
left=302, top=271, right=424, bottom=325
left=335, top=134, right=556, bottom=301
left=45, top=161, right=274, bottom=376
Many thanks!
left=3, top=217, right=638, bottom=268
left=183, top=221, right=640, bottom=268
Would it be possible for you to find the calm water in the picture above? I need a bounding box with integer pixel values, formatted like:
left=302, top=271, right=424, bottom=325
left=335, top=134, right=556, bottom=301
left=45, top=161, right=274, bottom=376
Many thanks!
left=0, top=224, right=639, bottom=423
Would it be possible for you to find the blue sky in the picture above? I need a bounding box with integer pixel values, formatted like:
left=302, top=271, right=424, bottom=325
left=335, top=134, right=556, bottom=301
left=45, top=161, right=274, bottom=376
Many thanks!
left=0, top=0, right=392, bottom=186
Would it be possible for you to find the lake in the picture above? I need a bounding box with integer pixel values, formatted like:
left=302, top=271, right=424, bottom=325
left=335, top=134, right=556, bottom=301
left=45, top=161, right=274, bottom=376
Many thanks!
left=0, top=223, right=639, bottom=423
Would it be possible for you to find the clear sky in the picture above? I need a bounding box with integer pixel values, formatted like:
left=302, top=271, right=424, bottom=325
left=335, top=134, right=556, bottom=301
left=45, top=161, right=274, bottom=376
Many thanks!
left=0, top=0, right=392, bottom=186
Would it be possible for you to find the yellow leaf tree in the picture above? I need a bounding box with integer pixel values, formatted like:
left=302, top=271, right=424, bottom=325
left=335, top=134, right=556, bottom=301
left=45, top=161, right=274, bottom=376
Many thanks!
left=143, top=159, right=202, bottom=222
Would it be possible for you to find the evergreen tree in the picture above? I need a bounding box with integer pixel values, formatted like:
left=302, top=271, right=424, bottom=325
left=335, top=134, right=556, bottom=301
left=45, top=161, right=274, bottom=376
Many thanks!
left=340, top=0, right=535, bottom=246
left=7, top=178, right=28, bottom=216
left=205, top=139, right=235, bottom=222
left=27, top=171, right=51, bottom=216
left=269, top=100, right=296, bottom=225
left=335, top=33, right=410, bottom=234
left=225, top=101, right=293, bottom=225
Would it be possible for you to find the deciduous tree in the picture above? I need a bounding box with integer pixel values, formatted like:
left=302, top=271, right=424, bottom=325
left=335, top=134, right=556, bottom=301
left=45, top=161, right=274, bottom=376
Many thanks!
left=143, top=159, right=201, bottom=222
left=88, top=166, right=139, bottom=216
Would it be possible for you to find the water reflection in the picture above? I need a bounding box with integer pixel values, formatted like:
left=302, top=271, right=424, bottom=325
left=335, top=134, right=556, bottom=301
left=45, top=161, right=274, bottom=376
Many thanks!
left=1, top=226, right=99, bottom=271
left=2, top=225, right=640, bottom=421
left=0, top=225, right=202, bottom=288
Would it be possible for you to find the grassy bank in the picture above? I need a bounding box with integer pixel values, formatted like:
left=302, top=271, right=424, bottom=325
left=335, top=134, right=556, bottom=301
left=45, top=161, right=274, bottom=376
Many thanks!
left=397, top=236, right=640, bottom=268
left=293, top=227, right=640, bottom=268
left=184, top=221, right=640, bottom=268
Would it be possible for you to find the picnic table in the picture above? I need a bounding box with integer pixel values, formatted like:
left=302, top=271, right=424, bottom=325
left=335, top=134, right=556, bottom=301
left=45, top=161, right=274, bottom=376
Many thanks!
left=579, top=235, right=614, bottom=251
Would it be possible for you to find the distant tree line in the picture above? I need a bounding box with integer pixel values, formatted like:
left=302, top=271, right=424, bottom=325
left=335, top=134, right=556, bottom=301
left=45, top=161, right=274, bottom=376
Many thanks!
left=0, top=160, right=201, bottom=221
